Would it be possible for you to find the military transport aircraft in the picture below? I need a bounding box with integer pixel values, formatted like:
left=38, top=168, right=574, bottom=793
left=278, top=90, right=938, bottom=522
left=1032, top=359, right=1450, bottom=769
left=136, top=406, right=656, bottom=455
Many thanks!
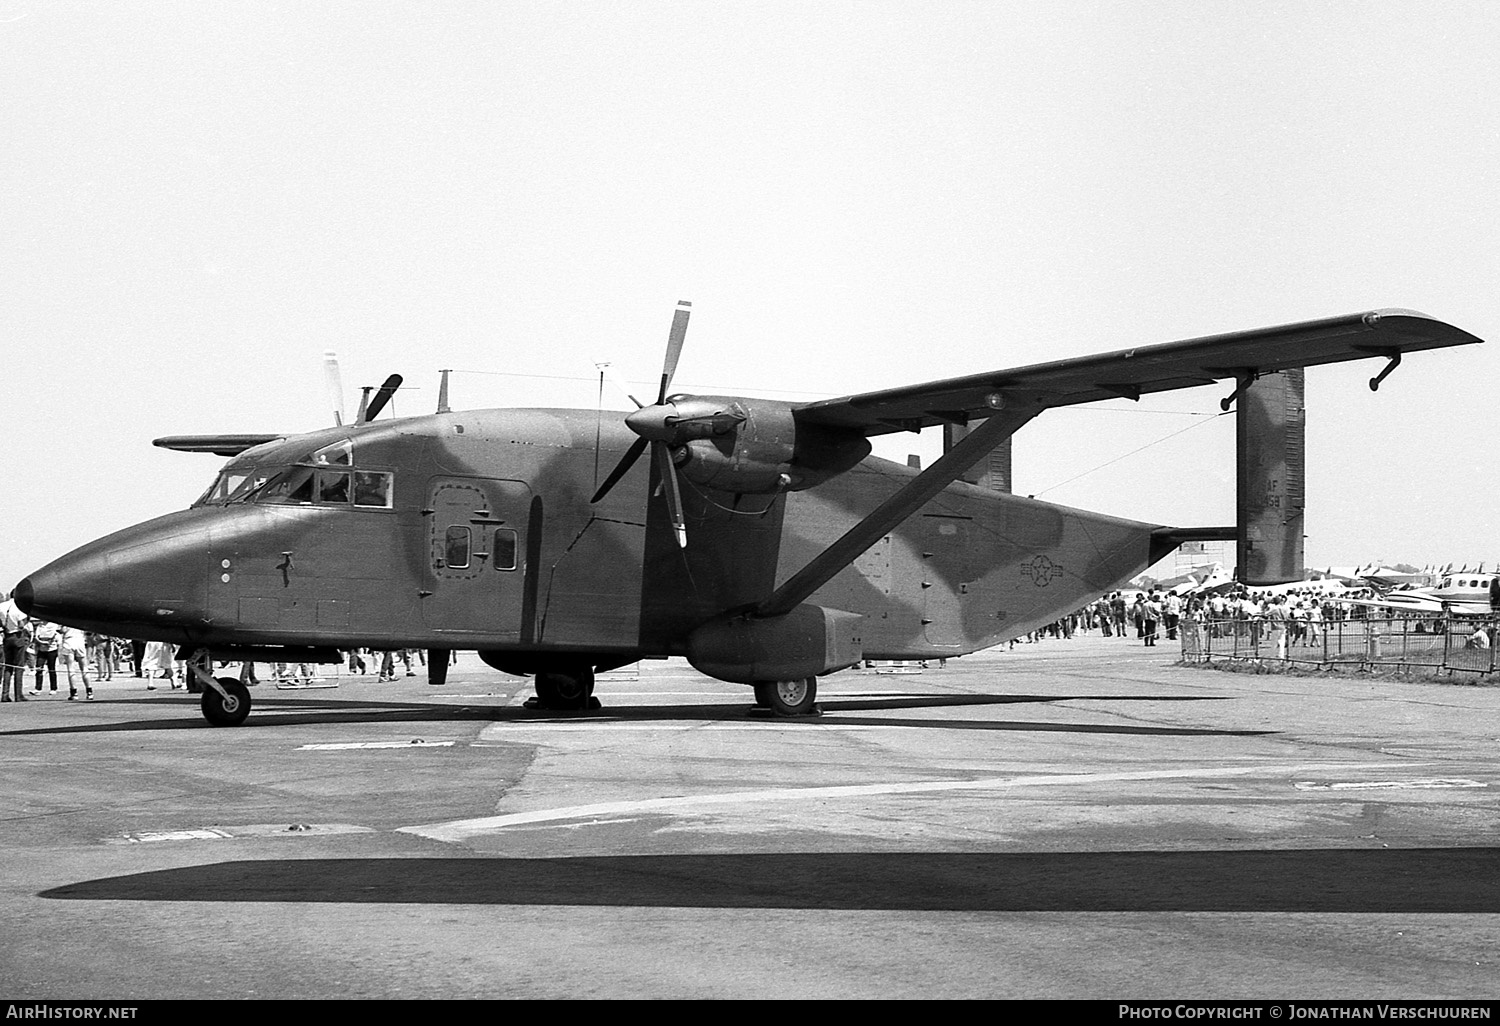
left=14, top=306, right=1480, bottom=725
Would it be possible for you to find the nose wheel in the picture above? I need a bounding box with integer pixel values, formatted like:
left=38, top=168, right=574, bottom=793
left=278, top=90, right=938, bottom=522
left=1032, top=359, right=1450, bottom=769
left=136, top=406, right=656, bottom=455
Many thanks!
left=200, top=676, right=252, bottom=727
left=753, top=676, right=818, bottom=716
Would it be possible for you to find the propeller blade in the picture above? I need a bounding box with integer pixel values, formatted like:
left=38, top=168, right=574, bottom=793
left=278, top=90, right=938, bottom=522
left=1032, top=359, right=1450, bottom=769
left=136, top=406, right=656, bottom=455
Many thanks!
left=590, top=437, right=649, bottom=503
left=362, top=374, right=404, bottom=422
left=655, top=441, right=688, bottom=548
left=595, top=361, right=645, bottom=409
left=656, top=300, right=692, bottom=404
left=322, top=351, right=345, bottom=426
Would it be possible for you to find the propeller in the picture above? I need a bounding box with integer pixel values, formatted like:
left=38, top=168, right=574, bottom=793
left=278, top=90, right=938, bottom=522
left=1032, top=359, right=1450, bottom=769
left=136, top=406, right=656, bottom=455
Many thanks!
left=591, top=300, right=736, bottom=549
left=361, top=374, right=404, bottom=423
left=322, top=351, right=346, bottom=426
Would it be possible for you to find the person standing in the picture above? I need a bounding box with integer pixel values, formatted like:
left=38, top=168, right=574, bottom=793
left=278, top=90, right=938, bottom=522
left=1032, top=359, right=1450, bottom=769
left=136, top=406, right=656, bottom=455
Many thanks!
left=0, top=593, right=29, bottom=702
left=88, top=633, right=114, bottom=683
left=1095, top=597, right=1112, bottom=636
left=1164, top=592, right=1181, bottom=641
left=1143, top=592, right=1162, bottom=647
left=32, top=620, right=61, bottom=695
left=144, top=641, right=177, bottom=690
left=1265, top=595, right=1290, bottom=659
left=59, top=625, right=91, bottom=700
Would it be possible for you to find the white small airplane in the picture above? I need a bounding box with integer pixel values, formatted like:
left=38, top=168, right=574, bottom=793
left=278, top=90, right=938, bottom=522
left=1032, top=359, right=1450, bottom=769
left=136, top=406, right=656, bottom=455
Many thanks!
left=1146, top=562, right=1233, bottom=595
left=1248, top=576, right=1355, bottom=599
left=1342, top=571, right=1500, bottom=617
left=1359, top=565, right=1441, bottom=589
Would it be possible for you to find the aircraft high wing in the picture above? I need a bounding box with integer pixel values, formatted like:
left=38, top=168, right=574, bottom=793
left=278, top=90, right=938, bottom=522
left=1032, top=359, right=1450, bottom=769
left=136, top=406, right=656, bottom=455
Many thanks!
left=753, top=309, right=1479, bottom=619
left=793, top=309, right=1472, bottom=434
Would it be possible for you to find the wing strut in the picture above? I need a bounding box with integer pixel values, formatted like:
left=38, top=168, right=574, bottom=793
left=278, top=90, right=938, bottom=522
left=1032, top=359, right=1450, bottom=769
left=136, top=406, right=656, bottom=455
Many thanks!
left=753, top=407, right=1039, bottom=620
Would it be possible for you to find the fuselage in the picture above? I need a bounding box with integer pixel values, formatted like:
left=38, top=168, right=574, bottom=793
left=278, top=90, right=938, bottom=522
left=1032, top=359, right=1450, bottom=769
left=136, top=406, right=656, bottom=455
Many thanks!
left=18, top=407, right=1163, bottom=675
left=1365, top=574, right=1500, bottom=617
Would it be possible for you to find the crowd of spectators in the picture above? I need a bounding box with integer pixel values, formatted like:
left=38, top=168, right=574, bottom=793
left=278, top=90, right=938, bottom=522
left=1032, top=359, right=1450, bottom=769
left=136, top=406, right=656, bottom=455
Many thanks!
left=0, top=589, right=440, bottom=703
left=1010, top=585, right=1470, bottom=653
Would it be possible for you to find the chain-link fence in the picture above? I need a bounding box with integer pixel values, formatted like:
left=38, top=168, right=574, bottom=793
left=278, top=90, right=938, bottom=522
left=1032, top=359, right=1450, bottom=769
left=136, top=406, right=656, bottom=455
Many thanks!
left=1180, top=615, right=1498, bottom=675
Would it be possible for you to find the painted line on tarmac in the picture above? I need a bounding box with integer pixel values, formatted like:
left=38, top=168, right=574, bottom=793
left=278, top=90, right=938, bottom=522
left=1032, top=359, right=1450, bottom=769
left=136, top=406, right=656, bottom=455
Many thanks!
left=1293, top=778, right=1486, bottom=791
left=587, top=691, right=745, bottom=698
left=400, top=761, right=1420, bottom=842
left=479, top=723, right=898, bottom=732
left=298, top=740, right=457, bottom=750
left=109, top=823, right=375, bottom=844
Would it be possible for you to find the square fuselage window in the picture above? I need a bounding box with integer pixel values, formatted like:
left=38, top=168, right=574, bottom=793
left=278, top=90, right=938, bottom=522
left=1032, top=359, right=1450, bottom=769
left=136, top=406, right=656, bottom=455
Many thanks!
left=445, top=527, right=471, bottom=569
left=493, top=529, right=518, bottom=570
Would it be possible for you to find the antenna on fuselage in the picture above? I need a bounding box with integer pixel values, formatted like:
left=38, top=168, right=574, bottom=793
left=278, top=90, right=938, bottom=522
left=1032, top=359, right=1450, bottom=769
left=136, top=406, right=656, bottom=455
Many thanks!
left=437, top=368, right=452, bottom=414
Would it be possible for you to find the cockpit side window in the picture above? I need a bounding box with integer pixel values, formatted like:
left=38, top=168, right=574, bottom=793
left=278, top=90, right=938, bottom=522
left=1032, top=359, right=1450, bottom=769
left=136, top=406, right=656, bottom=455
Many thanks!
left=257, top=466, right=315, bottom=504
left=315, top=469, right=350, bottom=504
left=192, top=439, right=395, bottom=510
left=352, top=471, right=393, bottom=508
left=194, top=469, right=272, bottom=507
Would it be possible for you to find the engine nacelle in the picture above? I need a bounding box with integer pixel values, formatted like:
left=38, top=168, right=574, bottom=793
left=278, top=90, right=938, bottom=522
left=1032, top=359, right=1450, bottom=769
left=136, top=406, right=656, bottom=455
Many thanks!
left=673, top=397, right=870, bottom=494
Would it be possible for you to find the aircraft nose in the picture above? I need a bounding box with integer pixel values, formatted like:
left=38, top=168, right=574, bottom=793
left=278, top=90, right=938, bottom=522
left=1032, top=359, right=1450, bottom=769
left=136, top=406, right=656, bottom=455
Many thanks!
left=18, top=547, right=113, bottom=624
left=19, top=511, right=213, bottom=635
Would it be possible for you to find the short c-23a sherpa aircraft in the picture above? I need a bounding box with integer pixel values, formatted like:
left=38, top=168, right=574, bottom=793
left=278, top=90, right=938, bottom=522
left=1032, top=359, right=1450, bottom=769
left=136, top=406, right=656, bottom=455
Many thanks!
left=15, top=305, right=1480, bottom=725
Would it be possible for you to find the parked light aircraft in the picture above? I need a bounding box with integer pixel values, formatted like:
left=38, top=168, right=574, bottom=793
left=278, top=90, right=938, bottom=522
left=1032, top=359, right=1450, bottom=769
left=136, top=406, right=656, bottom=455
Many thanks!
left=1343, top=573, right=1500, bottom=617
left=1151, top=562, right=1235, bottom=595
left=14, top=306, right=1480, bottom=725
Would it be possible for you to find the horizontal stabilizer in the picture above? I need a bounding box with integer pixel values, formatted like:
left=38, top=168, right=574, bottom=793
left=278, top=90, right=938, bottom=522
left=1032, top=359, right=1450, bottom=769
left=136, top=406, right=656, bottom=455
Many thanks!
left=152, top=434, right=283, bottom=456
left=1149, top=526, right=1236, bottom=568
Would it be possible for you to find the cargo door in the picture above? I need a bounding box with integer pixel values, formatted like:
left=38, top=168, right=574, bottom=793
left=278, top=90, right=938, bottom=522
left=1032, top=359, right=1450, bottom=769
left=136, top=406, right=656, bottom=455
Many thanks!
left=423, top=478, right=531, bottom=640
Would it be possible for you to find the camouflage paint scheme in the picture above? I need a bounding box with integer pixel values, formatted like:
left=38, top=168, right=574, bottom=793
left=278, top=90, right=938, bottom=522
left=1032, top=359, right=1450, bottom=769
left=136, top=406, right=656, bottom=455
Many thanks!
left=21, top=408, right=1152, bottom=663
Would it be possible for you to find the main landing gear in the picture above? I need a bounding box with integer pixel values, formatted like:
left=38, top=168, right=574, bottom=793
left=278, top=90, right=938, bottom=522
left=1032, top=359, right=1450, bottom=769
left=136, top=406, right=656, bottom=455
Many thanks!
left=526, top=663, right=599, bottom=711
left=752, top=676, right=818, bottom=716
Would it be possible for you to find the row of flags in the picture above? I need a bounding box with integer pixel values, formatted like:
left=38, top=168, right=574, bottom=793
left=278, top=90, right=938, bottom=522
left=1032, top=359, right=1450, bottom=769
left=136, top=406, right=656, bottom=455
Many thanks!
left=1334, top=563, right=1490, bottom=577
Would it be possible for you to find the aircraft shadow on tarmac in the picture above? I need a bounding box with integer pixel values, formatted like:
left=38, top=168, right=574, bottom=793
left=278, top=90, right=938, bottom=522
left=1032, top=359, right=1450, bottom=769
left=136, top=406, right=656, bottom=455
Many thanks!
left=0, top=693, right=1268, bottom=739
left=39, top=849, right=1500, bottom=912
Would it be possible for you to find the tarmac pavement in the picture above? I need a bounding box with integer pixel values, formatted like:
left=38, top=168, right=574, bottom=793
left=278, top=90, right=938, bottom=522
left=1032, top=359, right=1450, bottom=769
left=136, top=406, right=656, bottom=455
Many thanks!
left=1, top=637, right=1497, bottom=999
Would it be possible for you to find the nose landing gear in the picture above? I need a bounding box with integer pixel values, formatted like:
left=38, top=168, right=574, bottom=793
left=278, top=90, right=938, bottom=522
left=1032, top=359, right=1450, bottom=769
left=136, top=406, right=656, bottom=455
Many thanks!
left=200, top=675, right=252, bottom=727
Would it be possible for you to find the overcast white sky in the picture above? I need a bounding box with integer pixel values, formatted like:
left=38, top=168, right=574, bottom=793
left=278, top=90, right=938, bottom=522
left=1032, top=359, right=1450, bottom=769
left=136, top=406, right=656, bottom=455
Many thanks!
left=3, top=1, right=1496, bottom=590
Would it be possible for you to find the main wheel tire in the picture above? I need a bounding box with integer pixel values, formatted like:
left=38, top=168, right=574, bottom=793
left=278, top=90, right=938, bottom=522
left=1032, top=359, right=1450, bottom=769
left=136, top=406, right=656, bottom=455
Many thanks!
left=201, top=677, right=251, bottom=727
left=534, top=666, right=595, bottom=710
left=755, top=676, right=817, bottom=716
